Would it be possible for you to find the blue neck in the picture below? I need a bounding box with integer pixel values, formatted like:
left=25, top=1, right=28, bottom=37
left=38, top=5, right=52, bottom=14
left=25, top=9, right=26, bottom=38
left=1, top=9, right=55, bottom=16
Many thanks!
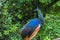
left=36, top=6, right=44, bottom=25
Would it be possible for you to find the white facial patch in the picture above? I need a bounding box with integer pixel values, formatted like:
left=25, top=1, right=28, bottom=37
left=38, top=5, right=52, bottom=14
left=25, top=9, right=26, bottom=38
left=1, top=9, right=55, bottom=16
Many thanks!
left=38, top=24, right=41, bottom=28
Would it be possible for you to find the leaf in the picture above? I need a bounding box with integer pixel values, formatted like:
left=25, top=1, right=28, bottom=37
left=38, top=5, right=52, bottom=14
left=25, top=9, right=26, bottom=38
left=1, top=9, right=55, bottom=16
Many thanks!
left=4, top=30, right=9, bottom=35
left=56, top=1, right=60, bottom=6
left=17, top=14, right=22, bottom=19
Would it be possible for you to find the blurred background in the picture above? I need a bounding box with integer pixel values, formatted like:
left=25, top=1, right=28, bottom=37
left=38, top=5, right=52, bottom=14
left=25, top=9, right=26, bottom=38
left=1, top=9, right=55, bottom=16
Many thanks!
left=0, top=0, right=60, bottom=40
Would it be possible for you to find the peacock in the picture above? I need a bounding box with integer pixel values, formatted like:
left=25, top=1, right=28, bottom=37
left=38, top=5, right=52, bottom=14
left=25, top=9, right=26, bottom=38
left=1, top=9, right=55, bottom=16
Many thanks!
left=20, top=6, right=44, bottom=40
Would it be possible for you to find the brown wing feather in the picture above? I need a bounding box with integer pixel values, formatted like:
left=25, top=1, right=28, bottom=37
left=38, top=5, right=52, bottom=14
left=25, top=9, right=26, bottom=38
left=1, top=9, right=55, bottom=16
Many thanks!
left=30, top=24, right=40, bottom=40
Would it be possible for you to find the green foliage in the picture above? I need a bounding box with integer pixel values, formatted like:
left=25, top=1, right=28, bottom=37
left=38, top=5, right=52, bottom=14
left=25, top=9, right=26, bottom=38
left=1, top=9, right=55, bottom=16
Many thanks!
left=0, top=0, right=60, bottom=40
left=39, top=14, right=60, bottom=40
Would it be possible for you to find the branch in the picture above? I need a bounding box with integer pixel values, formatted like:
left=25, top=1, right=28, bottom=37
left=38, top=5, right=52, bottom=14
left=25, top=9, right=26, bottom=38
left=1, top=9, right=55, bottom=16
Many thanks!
left=32, top=0, right=39, bottom=7
left=47, top=0, right=59, bottom=8
left=42, top=0, right=59, bottom=17
left=32, top=0, right=45, bottom=7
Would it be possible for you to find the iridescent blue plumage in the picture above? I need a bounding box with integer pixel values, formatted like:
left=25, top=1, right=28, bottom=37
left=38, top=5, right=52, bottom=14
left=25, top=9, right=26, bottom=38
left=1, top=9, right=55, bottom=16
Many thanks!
left=26, top=18, right=42, bottom=27
left=21, top=6, right=44, bottom=39
left=21, top=18, right=42, bottom=38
